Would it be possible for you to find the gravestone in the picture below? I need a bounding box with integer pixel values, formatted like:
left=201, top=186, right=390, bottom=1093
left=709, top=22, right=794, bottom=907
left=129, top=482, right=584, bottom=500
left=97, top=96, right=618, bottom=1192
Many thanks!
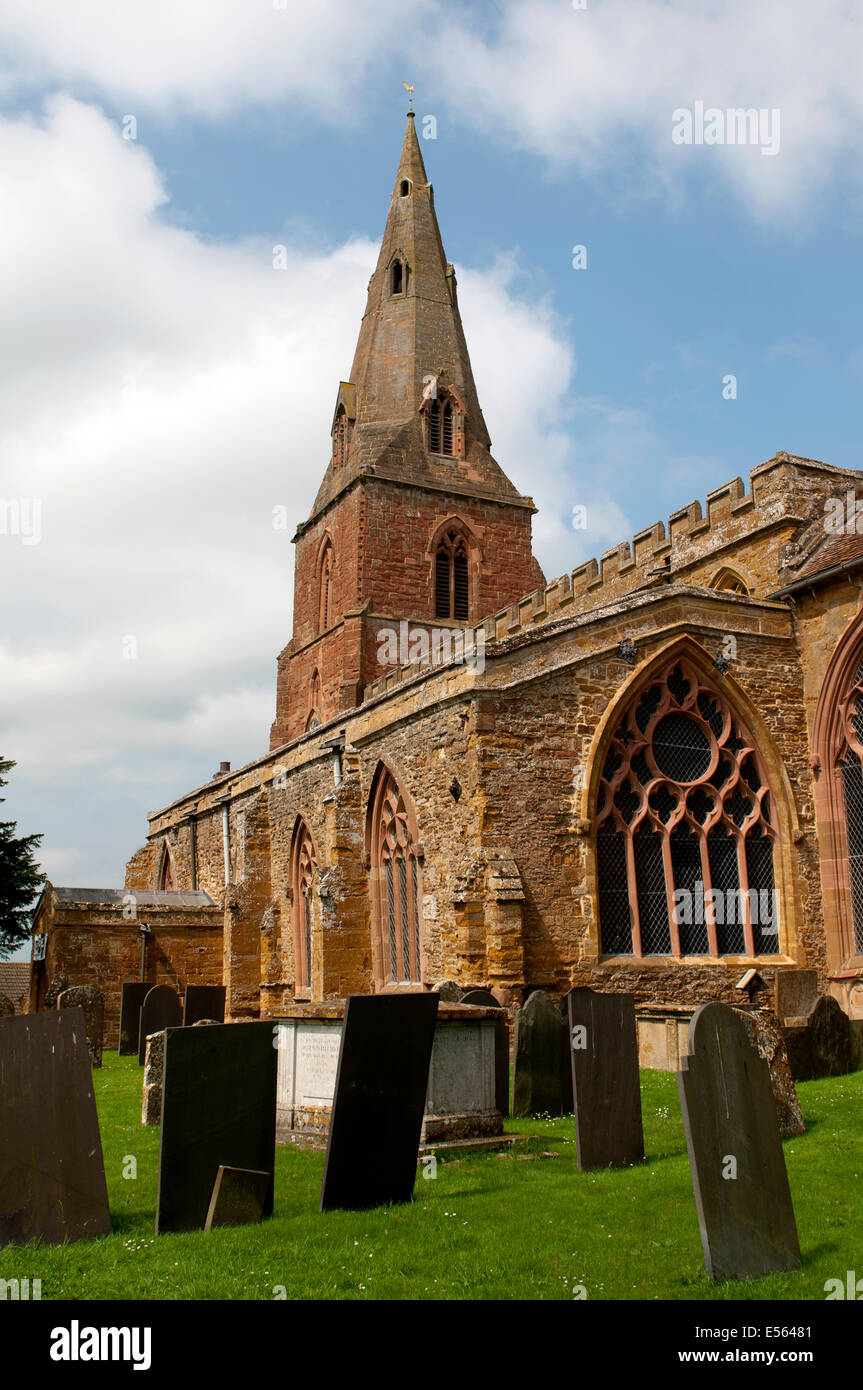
left=774, top=969, right=818, bottom=1025
left=204, top=1166, right=270, bottom=1231
left=433, top=980, right=462, bottom=1002
left=320, top=993, right=439, bottom=1212
left=734, top=1009, right=804, bottom=1138
left=183, top=984, right=226, bottom=1027
left=461, top=988, right=510, bottom=1117
left=156, top=1022, right=277, bottom=1234
left=138, top=984, right=182, bottom=1065
left=57, top=986, right=104, bottom=1067
left=0, top=993, right=14, bottom=1018
left=677, top=1003, right=801, bottom=1281
left=0, top=1010, right=111, bottom=1247
left=784, top=994, right=853, bottom=1081
left=512, top=989, right=570, bottom=1117
left=118, top=981, right=154, bottom=1055
left=142, top=1030, right=167, bottom=1127
left=566, top=987, right=644, bottom=1169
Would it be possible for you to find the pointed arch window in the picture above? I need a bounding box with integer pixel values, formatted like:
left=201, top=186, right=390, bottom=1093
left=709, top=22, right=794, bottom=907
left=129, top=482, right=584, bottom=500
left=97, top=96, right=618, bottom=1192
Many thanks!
left=332, top=408, right=348, bottom=468
left=158, top=843, right=175, bottom=891
left=392, top=259, right=404, bottom=295
left=595, top=658, right=778, bottom=958
left=711, top=567, right=749, bottom=596
left=834, top=658, right=863, bottom=955
left=307, top=669, right=322, bottom=730
left=435, top=529, right=469, bottom=621
left=369, top=770, right=423, bottom=985
left=291, top=820, right=317, bottom=992
left=318, top=542, right=333, bottom=632
left=427, top=398, right=455, bottom=457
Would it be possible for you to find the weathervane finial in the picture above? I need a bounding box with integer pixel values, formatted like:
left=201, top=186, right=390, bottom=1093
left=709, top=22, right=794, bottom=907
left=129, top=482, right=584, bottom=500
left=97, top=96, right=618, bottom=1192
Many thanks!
left=402, top=81, right=415, bottom=114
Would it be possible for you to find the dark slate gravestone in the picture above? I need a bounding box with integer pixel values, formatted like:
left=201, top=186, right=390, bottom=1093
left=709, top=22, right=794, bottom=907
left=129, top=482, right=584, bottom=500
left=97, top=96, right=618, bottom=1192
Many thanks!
left=461, top=989, right=510, bottom=1117
left=677, top=1003, right=801, bottom=1282
left=320, top=993, right=439, bottom=1212
left=118, top=981, right=153, bottom=1055
left=138, top=984, right=182, bottom=1065
left=156, top=1021, right=276, bottom=1234
left=183, top=984, right=226, bottom=1027
left=57, top=986, right=104, bottom=1067
left=0, top=1010, right=111, bottom=1247
left=565, top=987, right=644, bottom=1170
left=204, top=1166, right=270, bottom=1231
left=512, top=989, right=570, bottom=1117
left=784, top=994, right=853, bottom=1081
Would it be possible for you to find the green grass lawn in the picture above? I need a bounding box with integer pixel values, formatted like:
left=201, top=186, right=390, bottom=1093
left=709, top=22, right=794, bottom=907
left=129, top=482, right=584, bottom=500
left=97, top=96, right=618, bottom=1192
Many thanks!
left=2, top=1053, right=861, bottom=1300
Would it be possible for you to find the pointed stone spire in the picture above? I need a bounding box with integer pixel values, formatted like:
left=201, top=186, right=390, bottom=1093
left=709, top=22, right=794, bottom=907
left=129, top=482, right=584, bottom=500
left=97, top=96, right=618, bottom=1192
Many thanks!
left=309, top=111, right=527, bottom=516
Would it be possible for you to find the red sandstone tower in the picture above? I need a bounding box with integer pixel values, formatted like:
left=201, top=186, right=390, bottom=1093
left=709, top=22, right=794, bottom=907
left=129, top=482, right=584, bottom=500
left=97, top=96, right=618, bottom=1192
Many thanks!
left=270, top=112, right=545, bottom=749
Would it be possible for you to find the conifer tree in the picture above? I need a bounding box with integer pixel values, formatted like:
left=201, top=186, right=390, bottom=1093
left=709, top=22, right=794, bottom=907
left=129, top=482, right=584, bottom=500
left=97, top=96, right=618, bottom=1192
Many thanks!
left=0, top=756, right=45, bottom=959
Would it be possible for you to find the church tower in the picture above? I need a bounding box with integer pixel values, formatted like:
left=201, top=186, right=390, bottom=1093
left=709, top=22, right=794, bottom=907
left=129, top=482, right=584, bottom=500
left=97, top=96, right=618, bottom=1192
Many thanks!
left=270, top=111, right=546, bottom=748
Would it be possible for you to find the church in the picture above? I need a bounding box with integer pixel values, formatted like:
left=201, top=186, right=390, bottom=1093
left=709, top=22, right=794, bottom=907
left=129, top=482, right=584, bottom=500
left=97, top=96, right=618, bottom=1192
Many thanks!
left=30, top=112, right=863, bottom=1044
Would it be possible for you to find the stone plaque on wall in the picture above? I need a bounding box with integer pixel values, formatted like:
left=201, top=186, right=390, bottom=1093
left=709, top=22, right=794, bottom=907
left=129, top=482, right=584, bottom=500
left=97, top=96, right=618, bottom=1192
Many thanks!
left=320, top=994, right=439, bottom=1211
left=0, top=1011, right=111, bottom=1247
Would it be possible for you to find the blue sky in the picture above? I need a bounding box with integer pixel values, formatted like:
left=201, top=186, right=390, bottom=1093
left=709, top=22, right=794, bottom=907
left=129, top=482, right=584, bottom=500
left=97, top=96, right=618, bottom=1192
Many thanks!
left=1, top=0, right=861, bottom=957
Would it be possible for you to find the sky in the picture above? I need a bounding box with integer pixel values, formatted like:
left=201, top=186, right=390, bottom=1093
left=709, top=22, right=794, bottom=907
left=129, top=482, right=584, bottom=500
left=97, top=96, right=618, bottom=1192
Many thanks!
left=1, top=0, right=862, bottom=958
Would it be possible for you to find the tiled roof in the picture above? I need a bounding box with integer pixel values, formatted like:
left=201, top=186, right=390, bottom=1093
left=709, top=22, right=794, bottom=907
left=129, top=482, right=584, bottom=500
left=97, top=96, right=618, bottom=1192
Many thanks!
left=52, top=887, right=216, bottom=908
left=0, top=961, right=31, bottom=1005
left=792, top=530, right=863, bottom=583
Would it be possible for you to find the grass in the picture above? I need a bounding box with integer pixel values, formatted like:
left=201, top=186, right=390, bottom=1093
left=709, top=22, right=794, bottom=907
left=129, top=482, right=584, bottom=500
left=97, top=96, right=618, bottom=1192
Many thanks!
left=2, top=1053, right=861, bottom=1300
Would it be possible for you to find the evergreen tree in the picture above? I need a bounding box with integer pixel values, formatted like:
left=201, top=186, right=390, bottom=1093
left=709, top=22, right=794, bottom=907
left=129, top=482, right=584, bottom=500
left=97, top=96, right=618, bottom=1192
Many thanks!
left=0, top=756, right=45, bottom=959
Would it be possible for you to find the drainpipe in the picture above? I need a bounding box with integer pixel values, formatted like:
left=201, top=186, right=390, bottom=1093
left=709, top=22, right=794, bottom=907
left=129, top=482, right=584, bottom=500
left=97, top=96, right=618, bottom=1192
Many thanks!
left=221, top=804, right=230, bottom=885
left=139, top=923, right=150, bottom=982
left=321, top=729, right=347, bottom=788
left=189, top=816, right=198, bottom=891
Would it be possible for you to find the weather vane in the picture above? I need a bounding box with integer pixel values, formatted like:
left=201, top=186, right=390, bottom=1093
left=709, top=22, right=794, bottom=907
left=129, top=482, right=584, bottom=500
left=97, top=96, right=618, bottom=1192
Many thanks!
left=402, top=81, right=414, bottom=113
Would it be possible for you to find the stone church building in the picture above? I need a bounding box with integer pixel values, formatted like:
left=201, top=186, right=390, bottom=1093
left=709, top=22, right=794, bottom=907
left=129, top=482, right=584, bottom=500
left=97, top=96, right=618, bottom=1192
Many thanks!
left=32, top=114, right=863, bottom=1040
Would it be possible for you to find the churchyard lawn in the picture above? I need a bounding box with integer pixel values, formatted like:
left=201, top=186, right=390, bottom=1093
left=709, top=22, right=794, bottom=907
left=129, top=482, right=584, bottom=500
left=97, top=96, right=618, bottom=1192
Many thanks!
left=2, top=1053, right=860, bottom=1301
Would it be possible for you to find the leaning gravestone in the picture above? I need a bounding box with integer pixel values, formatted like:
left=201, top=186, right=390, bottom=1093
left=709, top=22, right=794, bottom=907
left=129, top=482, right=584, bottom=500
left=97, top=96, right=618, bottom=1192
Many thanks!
left=566, top=986, right=644, bottom=1170
left=0, top=993, right=14, bottom=1018
left=512, top=989, right=570, bottom=1117
left=204, top=1165, right=270, bottom=1231
left=0, top=1011, right=111, bottom=1246
left=320, top=993, right=439, bottom=1212
left=118, top=981, right=154, bottom=1055
left=461, top=988, right=510, bottom=1117
left=57, top=986, right=104, bottom=1067
left=734, top=1008, right=804, bottom=1138
left=156, top=1022, right=277, bottom=1234
left=138, top=984, right=182, bottom=1065
left=678, top=1003, right=801, bottom=1281
left=183, top=984, right=226, bottom=1027
left=784, top=994, right=853, bottom=1081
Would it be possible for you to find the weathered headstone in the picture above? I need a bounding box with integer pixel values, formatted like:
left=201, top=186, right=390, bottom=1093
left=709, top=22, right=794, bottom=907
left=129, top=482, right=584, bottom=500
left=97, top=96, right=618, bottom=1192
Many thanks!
left=774, top=969, right=818, bottom=1025
left=156, top=1022, right=276, bottom=1234
left=0, top=993, right=14, bottom=1018
left=320, top=993, right=439, bottom=1212
left=461, top=988, right=510, bottom=1117
left=0, top=1010, right=111, bottom=1246
left=784, top=994, right=853, bottom=1081
left=183, top=984, right=226, bottom=1027
left=142, top=1030, right=167, bottom=1127
left=566, top=987, right=644, bottom=1169
left=204, top=1166, right=270, bottom=1231
left=138, top=984, right=182, bottom=1065
left=433, top=980, right=462, bottom=1002
left=734, top=1008, right=804, bottom=1138
left=677, top=1003, right=801, bottom=1281
left=118, top=981, right=154, bottom=1055
left=57, top=986, right=104, bottom=1068
left=512, top=989, right=570, bottom=1117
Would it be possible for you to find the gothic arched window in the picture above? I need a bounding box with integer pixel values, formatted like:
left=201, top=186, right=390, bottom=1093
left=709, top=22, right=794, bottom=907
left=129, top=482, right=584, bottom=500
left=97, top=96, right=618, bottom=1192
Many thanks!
left=711, top=567, right=749, bottom=596
left=435, top=529, right=469, bottom=621
left=332, top=408, right=347, bottom=468
left=158, top=843, right=175, bottom=891
left=426, top=397, right=455, bottom=456
left=813, top=613, right=863, bottom=968
left=392, top=259, right=404, bottom=295
left=595, top=658, right=778, bottom=958
left=291, top=820, right=317, bottom=992
left=836, top=660, right=863, bottom=953
left=369, top=769, right=423, bottom=986
left=307, top=669, right=321, bottom=730
left=318, top=541, right=333, bottom=632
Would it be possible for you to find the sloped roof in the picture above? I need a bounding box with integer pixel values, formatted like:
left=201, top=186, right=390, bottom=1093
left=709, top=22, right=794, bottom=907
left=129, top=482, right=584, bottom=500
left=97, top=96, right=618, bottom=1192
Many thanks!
left=790, top=530, right=863, bottom=583
left=52, top=887, right=216, bottom=908
left=0, top=961, right=31, bottom=1004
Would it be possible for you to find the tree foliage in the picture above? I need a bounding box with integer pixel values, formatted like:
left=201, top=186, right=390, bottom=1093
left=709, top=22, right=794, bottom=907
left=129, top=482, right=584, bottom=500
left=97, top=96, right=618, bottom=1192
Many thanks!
left=0, top=756, right=45, bottom=959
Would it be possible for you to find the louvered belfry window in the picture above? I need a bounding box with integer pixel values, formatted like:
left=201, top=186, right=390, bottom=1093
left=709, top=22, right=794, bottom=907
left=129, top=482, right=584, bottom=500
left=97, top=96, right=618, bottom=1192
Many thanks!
left=370, top=770, right=423, bottom=985
left=435, top=530, right=469, bottom=621
left=427, top=399, right=441, bottom=453
left=291, top=820, right=317, bottom=991
left=427, top=397, right=455, bottom=456
left=839, top=659, right=863, bottom=953
left=596, top=658, right=779, bottom=958
left=442, top=402, right=454, bottom=455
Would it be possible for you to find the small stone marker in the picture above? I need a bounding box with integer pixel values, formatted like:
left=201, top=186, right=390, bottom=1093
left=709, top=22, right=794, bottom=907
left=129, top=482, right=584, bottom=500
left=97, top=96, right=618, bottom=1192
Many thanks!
left=183, top=984, right=226, bottom=1027
left=774, top=969, right=818, bottom=1025
left=156, top=1021, right=276, bottom=1234
left=0, top=993, right=14, bottom=1018
left=320, top=993, right=439, bottom=1212
left=0, top=1010, right=111, bottom=1247
left=512, top=989, right=570, bottom=1117
left=204, top=1166, right=271, bottom=1231
left=565, top=986, right=644, bottom=1169
left=118, top=981, right=154, bottom=1055
left=57, top=986, right=105, bottom=1068
left=138, top=984, right=182, bottom=1065
left=461, top=988, right=510, bottom=1117
left=677, top=1003, right=801, bottom=1281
